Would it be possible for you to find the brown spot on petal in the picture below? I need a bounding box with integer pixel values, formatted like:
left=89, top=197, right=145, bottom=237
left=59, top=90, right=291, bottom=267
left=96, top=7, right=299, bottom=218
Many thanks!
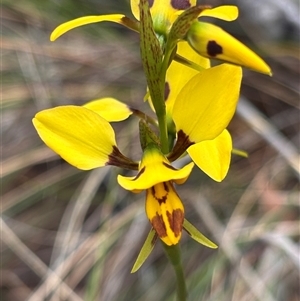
left=207, top=40, right=223, bottom=57
left=167, top=209, right=184, bottom=237
left=171, top=0, right=191, bottom=10
left=152, top=213, right=167, bottom=238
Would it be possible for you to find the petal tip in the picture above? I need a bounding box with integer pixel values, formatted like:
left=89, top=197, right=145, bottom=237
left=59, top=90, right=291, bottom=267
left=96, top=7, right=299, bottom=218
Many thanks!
left=50, top=32, right=57, bottom=42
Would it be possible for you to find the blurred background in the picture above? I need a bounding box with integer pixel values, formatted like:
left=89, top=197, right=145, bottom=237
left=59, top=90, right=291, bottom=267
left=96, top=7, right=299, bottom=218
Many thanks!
left=2, top=0, right=299, bottom=300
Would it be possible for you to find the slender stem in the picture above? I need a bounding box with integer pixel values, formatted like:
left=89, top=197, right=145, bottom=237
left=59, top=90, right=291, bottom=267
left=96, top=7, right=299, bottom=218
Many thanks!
left=157, top=112, right=169, bottom=154
left=156, top=38, right=178, bottom=154
left=162, top=243, right=187, bottom=301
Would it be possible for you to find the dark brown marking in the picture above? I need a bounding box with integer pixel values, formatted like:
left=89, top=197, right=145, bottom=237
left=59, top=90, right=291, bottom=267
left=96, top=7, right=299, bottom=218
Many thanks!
left=171, top=0, right=191, bottom=10
left=162, top=162, right=177, bottom=171
left=148, top=0, right=154, bottom=7
left=107, top=146, right=139, bottom=170
left=133, top=166, right=146, bottom=180
left=151, top=183, right=169, bottom=205
left=152, top=213, right=167, bottom=238
left=207, top=40, right=223, bottom=57
left=168, top=130, right=193, bottom=162
left=151, top=186, right=155, bottom=196
left=163, top=182, right=169, bottom=193
left=167, top=209, right=184, bottom=237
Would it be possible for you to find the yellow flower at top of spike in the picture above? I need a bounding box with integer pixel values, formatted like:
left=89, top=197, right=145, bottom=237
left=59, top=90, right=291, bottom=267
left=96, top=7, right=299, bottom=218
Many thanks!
left=50, top=1, right=271, bottom=75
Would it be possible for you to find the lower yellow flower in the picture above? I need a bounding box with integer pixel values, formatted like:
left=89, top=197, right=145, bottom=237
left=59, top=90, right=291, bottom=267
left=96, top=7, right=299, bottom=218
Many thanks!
left=117, top=139, right=193, bottom=245
left=146, top=181, right=184, bottom=246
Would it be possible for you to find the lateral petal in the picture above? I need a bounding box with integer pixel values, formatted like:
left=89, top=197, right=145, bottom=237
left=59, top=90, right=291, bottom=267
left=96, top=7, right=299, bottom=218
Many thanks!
left=199, top=5, right=238, bottom=21
left=165, top=41, right=210, bottom=114
left=172, top=64, right=242, bottom=143
left=83, top=97, right=132, bottom=122
left=187, top=21, right=272, bottom=75
left=50, top=14, right=134, bottom=41
left=32, top=106, right=116, bottom=170
left=187, top=130, right=232, bottom=182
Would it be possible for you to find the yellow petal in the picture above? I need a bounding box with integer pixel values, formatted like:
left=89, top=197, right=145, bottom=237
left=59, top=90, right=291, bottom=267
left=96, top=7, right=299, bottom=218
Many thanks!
left=50, top=14, right=127, bottom=41
left=146, top=182, right=184, bottom=245
left=32, top=106, right=116, bottom=170
left=117, top=145, right=194, bottom=191
left=172, top=64, right=242, bottom=143
left=200, top=5, right=238, bottom=21
left=83, top=97, right=132, bottom=122
left=165, top=41, right=210, bottom=115
left=187, top=129, right=232, bottom=182
left=187, top=22, right=272, bottom=75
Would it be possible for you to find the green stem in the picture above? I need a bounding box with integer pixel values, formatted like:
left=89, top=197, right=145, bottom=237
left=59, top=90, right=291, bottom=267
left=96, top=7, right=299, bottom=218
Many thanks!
left=162, top=243, right=187, bottom=301
left=157, top=41, right=177, bottom=154
left=157, top=112, right=169, bottom=154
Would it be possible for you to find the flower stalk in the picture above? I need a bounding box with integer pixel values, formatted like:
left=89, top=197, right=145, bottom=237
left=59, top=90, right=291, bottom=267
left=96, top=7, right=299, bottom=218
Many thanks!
left=163, top=243, right=187, bottom=301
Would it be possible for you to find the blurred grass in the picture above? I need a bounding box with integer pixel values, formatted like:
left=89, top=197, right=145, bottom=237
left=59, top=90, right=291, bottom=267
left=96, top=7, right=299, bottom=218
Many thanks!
left=1, top=1, right=299, bottom=301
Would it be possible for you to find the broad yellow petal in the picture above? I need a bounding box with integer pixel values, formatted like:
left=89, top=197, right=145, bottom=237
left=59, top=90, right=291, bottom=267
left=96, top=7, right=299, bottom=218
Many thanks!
left=199, top=5, right=238, bottom=21
left=117, top=145, right=194, bottom=192
left=50, top=14, right=129, bottom=41
left=187, top=130, right=232, bottom=182
left=83, top=97, right=132, bottom=122
left=146, top=182, right=184, bottom=245
left=172, top=64, right=242, bottom=143
left=187, top=22, right=272, bottom=75
left=32, top=106, right=116, bottom=170
left=165, top=41, right=210, bottom=115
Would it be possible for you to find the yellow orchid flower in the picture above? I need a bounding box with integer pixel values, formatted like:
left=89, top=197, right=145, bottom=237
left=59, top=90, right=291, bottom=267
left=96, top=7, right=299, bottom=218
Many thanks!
left=118, top=141, right=194, bottom=245
left=50, top=2, right=271, bottom=75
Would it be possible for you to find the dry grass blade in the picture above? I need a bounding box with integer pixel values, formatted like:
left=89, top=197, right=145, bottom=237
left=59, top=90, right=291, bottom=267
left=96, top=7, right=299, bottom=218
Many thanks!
left=1, top=218, right=84, bottom=301
left=190, top=195, right=277, bottom=301
left=237, top=97, right=300, bottom=178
